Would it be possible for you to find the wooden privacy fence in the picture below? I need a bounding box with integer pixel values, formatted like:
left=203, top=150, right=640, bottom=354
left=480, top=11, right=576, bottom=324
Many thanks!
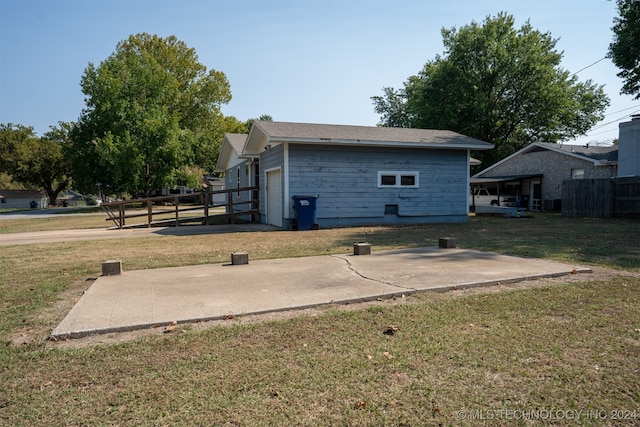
left=101, top=186, right=259, bottom=229
left=562, top=177, right=640, bottom=218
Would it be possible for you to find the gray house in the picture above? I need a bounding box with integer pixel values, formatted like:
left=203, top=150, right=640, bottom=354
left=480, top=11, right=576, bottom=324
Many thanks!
left=216, top=121, right=493, bottom=228
left=473, top=142, right=618, bottom=211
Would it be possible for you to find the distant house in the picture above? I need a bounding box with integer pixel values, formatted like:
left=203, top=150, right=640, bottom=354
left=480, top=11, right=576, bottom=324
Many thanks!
left=57, top=190, right=84, bottom=207
left=0, top=190, right=48, bottom=209
left=472, top=142, right=618, bottom=211
left=216, top=121, right=493, bottom=229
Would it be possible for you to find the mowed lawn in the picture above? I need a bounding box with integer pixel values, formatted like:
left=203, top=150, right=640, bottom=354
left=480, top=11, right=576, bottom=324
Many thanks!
left=0, top=213, right=639, bottom=426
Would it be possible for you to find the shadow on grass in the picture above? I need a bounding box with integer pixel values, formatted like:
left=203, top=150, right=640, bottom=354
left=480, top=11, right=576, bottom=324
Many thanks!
left=336, top=214, right=640, bottom=271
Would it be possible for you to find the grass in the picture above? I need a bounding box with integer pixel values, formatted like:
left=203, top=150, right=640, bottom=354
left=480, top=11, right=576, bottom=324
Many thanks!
left=0, top=212, right=639, bottom=425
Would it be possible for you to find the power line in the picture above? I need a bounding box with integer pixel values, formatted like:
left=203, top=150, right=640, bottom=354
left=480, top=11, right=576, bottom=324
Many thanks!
left=570, top=57, right=607, bottom=76
left=585, top=109, right=640, bottom=134
left=603, top=105, right=640, bottom=117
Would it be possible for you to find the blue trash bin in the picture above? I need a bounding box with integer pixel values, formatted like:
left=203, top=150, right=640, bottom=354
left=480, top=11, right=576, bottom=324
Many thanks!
left=292, top=195, right=319, bottom=230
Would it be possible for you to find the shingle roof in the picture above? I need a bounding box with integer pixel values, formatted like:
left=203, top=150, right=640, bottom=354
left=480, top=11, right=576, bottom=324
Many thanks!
left=252, top=121, right=494, bottom=149
left=0, top=190, right=46, bottom=199
left=536, top=142, right=618, bottom=163
left=225, top=133, right=248, bottom=154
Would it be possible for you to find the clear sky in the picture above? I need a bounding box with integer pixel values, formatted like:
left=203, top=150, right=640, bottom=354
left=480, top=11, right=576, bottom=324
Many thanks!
left=1, top=0, right=638, bottom=145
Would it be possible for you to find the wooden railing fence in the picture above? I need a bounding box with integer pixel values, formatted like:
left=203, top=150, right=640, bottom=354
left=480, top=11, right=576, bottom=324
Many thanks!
left=101, top=186, right=259, bottom=229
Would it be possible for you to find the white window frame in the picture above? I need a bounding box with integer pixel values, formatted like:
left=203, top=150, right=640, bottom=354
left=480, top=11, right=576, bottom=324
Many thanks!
left=377, top=171, right=419, bottom=188
left=571, top=168, right=585, bottom=180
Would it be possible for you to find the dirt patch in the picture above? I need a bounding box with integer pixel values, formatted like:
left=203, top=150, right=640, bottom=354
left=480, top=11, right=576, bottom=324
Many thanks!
left=38, top=267, right=638, bottom=350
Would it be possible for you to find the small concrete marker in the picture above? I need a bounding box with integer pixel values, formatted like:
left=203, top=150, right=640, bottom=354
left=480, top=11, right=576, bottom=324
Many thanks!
left=231, top=251, right=249, bottom=265
left=102, top=259, right=122, bottom=276
left=438, top=237, right=456, bottom=249
left=354, top=242, right=371, bottom=255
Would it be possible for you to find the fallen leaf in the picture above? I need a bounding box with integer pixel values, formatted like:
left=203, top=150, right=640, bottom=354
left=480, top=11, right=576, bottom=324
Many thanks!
left=572, top=269, right=578, bottom=274
left=366, top=354, right=372, bottom=360
left=170, top=320, right=177, bottom=326
left=223, top=314, right=235, bottom=320
left=383, top=351, right=393, bottom=359
left=164, top=325, right=176, bottom=334
left=354, top=401, right=367, bottom=409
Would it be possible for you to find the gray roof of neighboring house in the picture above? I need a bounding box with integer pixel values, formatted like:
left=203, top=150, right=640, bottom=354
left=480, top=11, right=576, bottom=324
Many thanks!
left=0, top=190, right=46, bottom=199
left=474, top=141, right=618, bottom=177
left=244, top=121, right=494, bottom=154
left=534, top=142, right=618, bottom=163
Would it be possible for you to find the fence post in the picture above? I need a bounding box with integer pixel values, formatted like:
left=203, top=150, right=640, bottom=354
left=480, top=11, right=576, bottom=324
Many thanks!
left=147, top=199, right=152, bottom=227
left=119, top=203, right=125, bottom=228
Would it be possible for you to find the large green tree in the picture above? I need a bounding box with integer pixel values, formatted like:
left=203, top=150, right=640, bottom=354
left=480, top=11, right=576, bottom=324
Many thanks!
left=0, top=123, right=72, bottom=203
left=372, top=13, right=610, bottom=167
left=71, top=33, right=233, bottom=197
left=609, top=0, right=640, bottom=99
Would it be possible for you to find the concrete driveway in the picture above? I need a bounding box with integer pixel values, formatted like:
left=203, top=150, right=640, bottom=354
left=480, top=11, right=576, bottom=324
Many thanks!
left=52, top=246, right=591, bottom=339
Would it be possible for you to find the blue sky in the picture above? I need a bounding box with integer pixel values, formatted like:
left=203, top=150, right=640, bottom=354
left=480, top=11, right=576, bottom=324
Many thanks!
left=1, top=0, right=638, bottom=145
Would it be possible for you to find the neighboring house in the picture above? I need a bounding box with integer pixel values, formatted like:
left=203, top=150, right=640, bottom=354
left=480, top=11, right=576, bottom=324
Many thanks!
left=216, top=121, right=493, bottom=229
left=472, top=142, right=618, bottom=211
left=0, top=190, right=48, bottom=209
left=618, top=114, right=640, bottom=177
left=57, top=190, right=84, bottom=207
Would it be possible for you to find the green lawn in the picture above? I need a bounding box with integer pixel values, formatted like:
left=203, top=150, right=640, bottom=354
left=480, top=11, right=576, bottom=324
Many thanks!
left=0, top=213, right=638, bottom=426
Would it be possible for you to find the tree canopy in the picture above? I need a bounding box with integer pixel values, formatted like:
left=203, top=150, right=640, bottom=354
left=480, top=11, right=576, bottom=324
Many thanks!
left=372, top=13, right=610, bottom=167
left=71, top=33, right=235, bottom=197
left=609, top=0, right=640, bottom=99
left=0, top=123, right=72, bottom=203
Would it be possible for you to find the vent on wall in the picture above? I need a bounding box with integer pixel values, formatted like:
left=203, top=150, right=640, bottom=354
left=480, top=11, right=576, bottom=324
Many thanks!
left=385, top=204, right=399, bottom=215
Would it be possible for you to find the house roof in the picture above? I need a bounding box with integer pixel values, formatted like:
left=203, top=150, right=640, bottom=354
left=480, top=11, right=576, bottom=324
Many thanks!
left=534, top=142, right=618, bottom=163
left=471, top=174, right=543, bottom=184
left=243, top=121, right=494, bottom=155
left=0, top=190, right=47, bottom=199
left=474, top=141, right=618, bottom=177
left=215, top=133, right=248, bottom=172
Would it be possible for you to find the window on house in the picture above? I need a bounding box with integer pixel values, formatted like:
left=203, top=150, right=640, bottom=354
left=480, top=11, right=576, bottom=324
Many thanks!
left=378, top=171, right=419, bottom=188
left=571, top=168, right=585, bottom=180
left=236, top=167, right=241, bottom=195
left=0, top=198, right=5, bottom=204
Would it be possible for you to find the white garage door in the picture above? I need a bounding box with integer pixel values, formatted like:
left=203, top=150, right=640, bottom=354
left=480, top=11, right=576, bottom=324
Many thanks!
left=266, top=169, right=283, bottom=227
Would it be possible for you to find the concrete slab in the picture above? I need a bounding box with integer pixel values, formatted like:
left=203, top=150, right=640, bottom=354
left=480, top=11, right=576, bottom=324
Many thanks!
left=51, top=247, right=591, bottom=339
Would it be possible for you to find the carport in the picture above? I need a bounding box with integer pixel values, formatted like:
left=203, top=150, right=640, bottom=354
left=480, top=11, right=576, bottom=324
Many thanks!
left=470, top=174, right=543, bottom=211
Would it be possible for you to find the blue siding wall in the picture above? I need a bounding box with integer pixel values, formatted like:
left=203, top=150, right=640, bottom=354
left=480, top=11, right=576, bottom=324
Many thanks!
left=286, top=145, right=468, bottom=227
left=223, top=159, right=253, bottom=218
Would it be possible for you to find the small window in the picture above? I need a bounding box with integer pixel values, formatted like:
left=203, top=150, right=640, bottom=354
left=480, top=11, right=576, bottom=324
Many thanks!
left=378, top=171, right=419, bottom=188
left=0, top=198, right=5, bottom=204
left=571, top=169, right=584, bottom=180
left=380, top=175, right=396, bottom=186
left=401, top=175, right=415, bottom=186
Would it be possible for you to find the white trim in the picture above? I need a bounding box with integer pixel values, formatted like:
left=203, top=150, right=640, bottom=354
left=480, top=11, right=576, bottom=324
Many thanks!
left=377, top=171, right=419, bottom=188
left=283, top=143, right=290, bottom=219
